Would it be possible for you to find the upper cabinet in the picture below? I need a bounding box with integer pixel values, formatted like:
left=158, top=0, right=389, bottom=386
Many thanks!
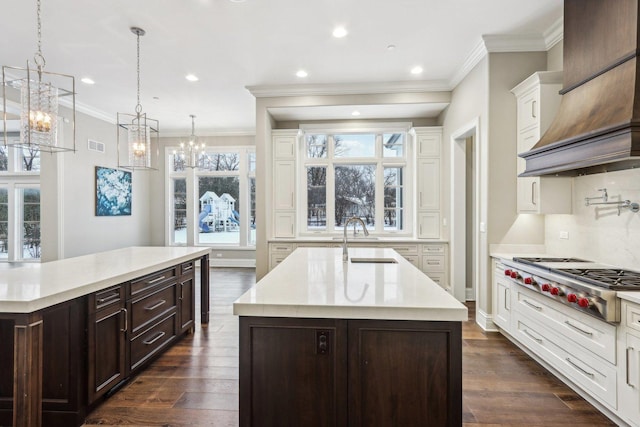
left=511, top=72, right=572, bottom=214
left=272, top=130, right=298, bottom=238
left=415, top=128, right=442, bottom=239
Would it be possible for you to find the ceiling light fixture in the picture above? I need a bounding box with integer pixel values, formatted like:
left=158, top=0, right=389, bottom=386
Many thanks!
left=117, top=27, right=159, bottom=171
left=296, top=69, right=308, bottom=78
left=185, top=74, right=199, bottom=82
left=411, top=66, right=424, bottom=75
left=173, top=114, right=208, bottom=170
left=332, top=26, right=348, bottom=38
left=2, top=0, right=76, bottom=153
left=351, top=110, right=361, bottom=116
left=386, top=44, right=396, bottom=51
left=81, top=77, right=95, bottom=85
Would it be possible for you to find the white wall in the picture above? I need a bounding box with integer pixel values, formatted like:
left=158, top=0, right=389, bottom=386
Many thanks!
left=46, top=107, right=153, bottom=259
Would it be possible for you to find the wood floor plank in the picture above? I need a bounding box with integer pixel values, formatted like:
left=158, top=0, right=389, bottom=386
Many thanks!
left=83, top=269, right=618, bottom=426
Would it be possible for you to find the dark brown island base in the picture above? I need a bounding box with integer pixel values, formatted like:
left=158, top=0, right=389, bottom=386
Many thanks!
left=0, top=247, right=211, bottom=427
left=234, top=247, right=467, bottom=427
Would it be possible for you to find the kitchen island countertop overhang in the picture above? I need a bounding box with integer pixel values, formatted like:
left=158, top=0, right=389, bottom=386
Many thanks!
left=233, top=247, right=467, bottom=321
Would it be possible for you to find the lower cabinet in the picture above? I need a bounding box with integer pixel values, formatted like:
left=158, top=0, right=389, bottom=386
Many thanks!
left=239, top=316, right=462, bottom=427
left=618, top=301, right=640, bottom=427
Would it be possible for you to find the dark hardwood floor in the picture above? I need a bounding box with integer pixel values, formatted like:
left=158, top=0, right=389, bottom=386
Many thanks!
left=83, top=268, right=616, bottom=426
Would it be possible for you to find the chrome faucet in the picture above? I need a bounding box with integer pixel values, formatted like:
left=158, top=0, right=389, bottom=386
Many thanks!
left=343, top=216, right=369, bottom=262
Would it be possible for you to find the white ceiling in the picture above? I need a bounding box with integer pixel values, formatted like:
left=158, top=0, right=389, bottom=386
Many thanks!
left=1, top=0, right=563, bottom=135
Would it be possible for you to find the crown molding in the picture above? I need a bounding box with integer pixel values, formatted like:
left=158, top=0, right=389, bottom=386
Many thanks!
left=448, top=38, right=488, bottom=89
left=482, top=34, right=548, bottom=52
left=246, top=80, right=451, bottom=98
left=544, top=16, right=564, bottom=49
left=160, top=128, right=256, bottom=138
left=59, top=97, right=116, bottom=124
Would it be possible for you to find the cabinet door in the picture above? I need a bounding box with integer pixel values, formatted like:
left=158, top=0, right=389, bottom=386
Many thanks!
left=517, top=176, right=539, bottom=213
left=178, top=276, right=195, bottom=334
left=418, top=211, right=440, bottom=239
left=417, top=158, right=440, bottom=210
left=273, top=135, right=296, bottom=159
left=494, top=278, right=511, bottom=331
left=274, top=161, right=295, bottom=210
left=517, top=88, right=539, bottom=131
left=416, top=132, right=441, bottom=157
left=239, top=317, right=348, bottom=427
left=348, top=319, right=462, bottom=427
left=274, top=212, right=295, bottom=238
left=88, top=302, right=127, bottom=403
left=619, top=332, right=640, bottom=427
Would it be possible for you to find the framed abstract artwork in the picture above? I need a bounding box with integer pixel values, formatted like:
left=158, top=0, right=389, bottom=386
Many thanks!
left=95, top=166, right=132, bottom=216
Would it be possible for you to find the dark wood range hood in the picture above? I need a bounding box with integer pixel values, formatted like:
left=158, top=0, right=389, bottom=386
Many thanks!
left=520, top=0, right=640, bottom=177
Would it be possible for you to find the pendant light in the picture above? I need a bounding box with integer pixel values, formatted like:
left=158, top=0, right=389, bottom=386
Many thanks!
left=117, top=27, right=159, bottom=171
left=2, top=0, right=76, bottom=153
left=173, top=115, right=208, bottom=171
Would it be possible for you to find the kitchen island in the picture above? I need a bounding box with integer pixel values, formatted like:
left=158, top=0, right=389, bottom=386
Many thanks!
left=234, top=247, right=467, bottom=427
left=0, top=246, right=211, bottom=427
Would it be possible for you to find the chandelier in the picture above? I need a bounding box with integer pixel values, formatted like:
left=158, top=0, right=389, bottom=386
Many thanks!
left=117, top=27, right=158, bottom=170
left=173, top=114, right=209, bottom=171
left=2, top=0, right=76, bottom=153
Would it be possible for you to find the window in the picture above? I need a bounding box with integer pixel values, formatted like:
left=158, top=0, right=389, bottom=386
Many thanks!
left=0, top=134, right=42, bottom=263
left=302, top=129, right=409, bottom=236
left=166, top=147, right=255, bottom=248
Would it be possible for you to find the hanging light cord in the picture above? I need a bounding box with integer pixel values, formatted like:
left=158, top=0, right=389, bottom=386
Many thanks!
left=34, top=0, right=46, bottom=74
left=135, top=29, right=142, bottom=115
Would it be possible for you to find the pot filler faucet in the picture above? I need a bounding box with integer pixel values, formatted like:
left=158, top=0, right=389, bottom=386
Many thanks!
left=343, top=216, right=369, bottom=262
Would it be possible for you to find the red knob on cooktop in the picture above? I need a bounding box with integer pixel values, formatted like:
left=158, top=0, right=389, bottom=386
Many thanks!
left=524, top=277, right=535, bottom=285
left=541, top=283, right=551, bottom=292
left=567, top=293, right=578, bottom=303
left=550, top=287, right=562, bottom=296
left=578, top=297, right=591, bottom=308
left=510, top=271, right=518, bottom=279
left=504, top=269, right=512, bottom=276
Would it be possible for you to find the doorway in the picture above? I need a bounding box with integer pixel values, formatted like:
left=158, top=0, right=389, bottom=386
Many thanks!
left=450, top=119, right=480, bottom=303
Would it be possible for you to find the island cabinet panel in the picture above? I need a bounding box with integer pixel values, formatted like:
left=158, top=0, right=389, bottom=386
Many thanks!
left=239, top=317, right=462, bottom=427
left=88, top=284, right=127, bottom=404
left=178, top=261, right=196, bottom=334
left=348, top=320, right=462, bottom=427
left=239, top=317, right=349, bottom=427
left=0, top=300, right=87, bottom=427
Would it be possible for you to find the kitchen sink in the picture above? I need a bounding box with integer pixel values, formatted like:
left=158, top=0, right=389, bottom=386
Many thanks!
left=350, top=257, right=398, bottom=264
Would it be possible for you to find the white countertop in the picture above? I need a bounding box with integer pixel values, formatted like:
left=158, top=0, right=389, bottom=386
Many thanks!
left=234, top=247, right=467, bottom=321
left=0, top=246, right=211, bottom=313
left=618, top=292, right=640, bottom=305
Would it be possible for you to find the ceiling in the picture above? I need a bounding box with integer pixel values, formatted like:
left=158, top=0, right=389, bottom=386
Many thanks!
left=1, top=0, right=563, bottom=135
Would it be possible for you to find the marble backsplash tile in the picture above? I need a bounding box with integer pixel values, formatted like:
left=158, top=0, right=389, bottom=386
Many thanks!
left=545, top=168, right=640, bottom=269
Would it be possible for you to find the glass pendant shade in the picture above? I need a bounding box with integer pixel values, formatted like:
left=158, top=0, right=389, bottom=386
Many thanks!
left=117, top=111, right=159, bottom=170
left=173, top=115, right=209, bottom=171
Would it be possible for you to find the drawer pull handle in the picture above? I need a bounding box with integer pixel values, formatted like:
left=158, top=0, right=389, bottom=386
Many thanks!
left=523, top=299, right=542, bottom=311
left=565, top=358, right=594, bottom=378
left=145, top=300, right=166, bottom=311
left=564, top=320, right=593, bottom=336
left=427, top=261, right=439, bottom=265
left=180, top=283, right=184, bottom=301
left=97, top=293, right=119, bottom=304
left=147, top=275, right=166, bottom=285
left=626, top=347, right=635, bottom=387
left=183, top=265, right=193, bottom=271
left=120, top=308, right=128, bottom=333
left=143, top=331, right=166, bottom=345
left=523, top=329, right=542, bottom=344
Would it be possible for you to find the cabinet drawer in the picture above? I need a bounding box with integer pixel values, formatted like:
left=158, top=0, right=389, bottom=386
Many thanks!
left=389, top=244, right=419, bottom=255
left=422, top=255, right=445, bottom=272
left=131, top=267, right=178, bottom=297
left=130, top=283, right=177, bottom=334
left=130, top=313, right=177, bottom=371
left=425, top=272, right=447, bottom=290
left=402, top=255, right=419, bottom=268
left=514, top=287, right=616, bottom=363
left=422, top=244, right=445, bottom=254
left=180, top=260, right=195, bottom=276
left=513, top=311, right=616, bottom=408
left=270, top=243, right=295, bottom=253
left=626, top=302, right=640, bottom=334
left=93, top=285, right=125, bottom=311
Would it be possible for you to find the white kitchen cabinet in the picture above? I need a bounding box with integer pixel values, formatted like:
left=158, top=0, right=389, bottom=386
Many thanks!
left=492, top=260, right=511, bottom=332
left=414, top=127, right=442, bottom=239
left=511, top=71, right=572, bottom=214
left=272, top=131, right=298, bottom=238
left=421, top=243, right=449, bottom=292
left=618, top=300, right=640, bottom=427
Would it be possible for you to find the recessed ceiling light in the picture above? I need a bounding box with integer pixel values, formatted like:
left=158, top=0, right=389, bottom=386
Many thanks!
left=386, top=44, right=396, bottom=51
left=352, top=110, right=361, bottom=116
left=410, top=66, right=424, bottom=75
left=296, top=69, right=308, bottom=78
left=228, top=0, right=246, bottom=3
left=81, top=77, right=95, bottom=85
left=333, top=26, right=348, bottom=38
left=185, top=74, right=199, bottom=82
